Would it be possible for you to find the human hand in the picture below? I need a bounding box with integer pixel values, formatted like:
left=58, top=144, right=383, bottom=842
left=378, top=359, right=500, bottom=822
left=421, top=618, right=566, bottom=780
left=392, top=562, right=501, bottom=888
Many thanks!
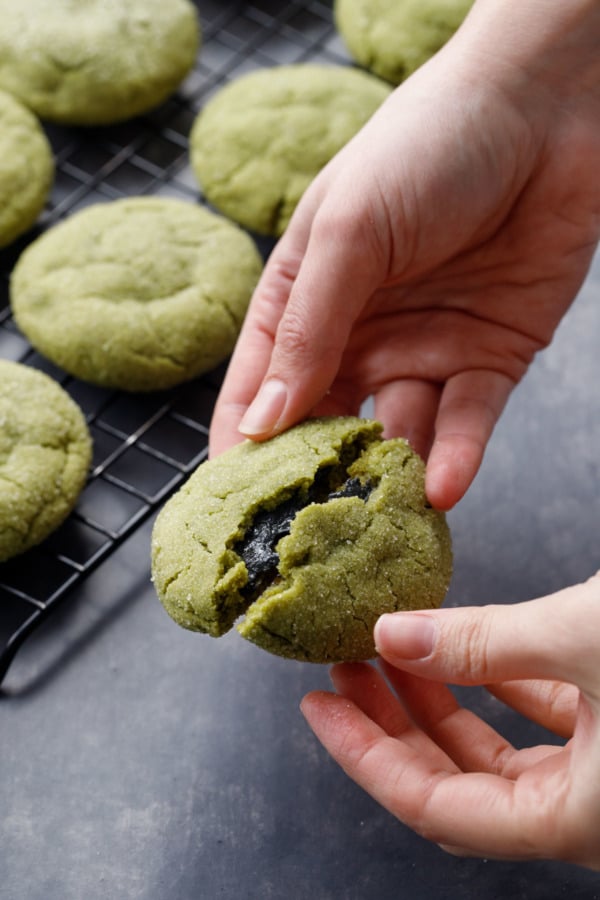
left=300, top=573, right=600, bottom=869
left=209, top=0, right=600, bottom=510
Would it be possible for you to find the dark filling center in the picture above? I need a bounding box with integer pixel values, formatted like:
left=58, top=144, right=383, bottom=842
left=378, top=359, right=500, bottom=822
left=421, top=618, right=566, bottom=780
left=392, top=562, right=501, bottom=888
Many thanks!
left=235, top=470, right=373, bottom=599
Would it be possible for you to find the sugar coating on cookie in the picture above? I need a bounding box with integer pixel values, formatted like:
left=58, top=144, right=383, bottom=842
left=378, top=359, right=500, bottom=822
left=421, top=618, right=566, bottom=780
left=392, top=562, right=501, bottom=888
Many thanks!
left=0, top=90, right=54, bottom=249
left=334, top=0, right=473, bottom=84
left=151, top=417, right=452, bottom=663
left=0, top=0, right=200, bottom=125
left=0, top=360, right=92, bottom=562
left=190, top=64, right=392, bottom=237
left=11, top=198, right=263, bottom=392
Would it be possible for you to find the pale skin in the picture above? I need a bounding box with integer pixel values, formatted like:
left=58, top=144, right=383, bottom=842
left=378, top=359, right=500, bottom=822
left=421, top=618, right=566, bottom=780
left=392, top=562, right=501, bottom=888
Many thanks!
left=301, top=575, right=600, bottom=869
left=208, top=0, right=600, bottom=868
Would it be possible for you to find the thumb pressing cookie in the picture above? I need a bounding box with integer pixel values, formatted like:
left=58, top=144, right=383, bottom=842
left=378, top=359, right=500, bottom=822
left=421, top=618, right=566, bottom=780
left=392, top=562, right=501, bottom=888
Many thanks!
left=151, top=417, right=452, bottom=663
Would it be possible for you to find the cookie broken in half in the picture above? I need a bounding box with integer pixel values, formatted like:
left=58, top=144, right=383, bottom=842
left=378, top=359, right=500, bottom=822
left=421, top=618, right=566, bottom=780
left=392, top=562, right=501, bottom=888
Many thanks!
left=151, top=416, right=452, bottom=663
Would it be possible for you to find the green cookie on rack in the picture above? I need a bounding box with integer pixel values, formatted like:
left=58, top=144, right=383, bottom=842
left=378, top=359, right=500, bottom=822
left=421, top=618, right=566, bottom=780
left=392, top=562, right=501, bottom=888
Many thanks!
left=0, top=0, right=200, bottom=125
left=0, top=360, right=92, bottom=563
left=190, top=64, right=392, bottom=237
left=0, top=90, right=54, bottom=249
left=334, top=0, right=473, bottom=85
left=10, top=197, right=263, bottom=392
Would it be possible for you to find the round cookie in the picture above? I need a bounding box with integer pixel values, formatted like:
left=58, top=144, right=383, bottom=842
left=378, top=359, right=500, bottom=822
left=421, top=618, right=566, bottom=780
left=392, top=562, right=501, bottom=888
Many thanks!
left=10, top=198, right=263, bottom=392
left=151, top=417, right=452, bottom=663
left=0, top=90, right=54, bottom=249
left=0, top=0, right=200, bottom=125
left=0, top=360, right=92, bottom=562
left=334, top=0, right=473, bottom=85
left=190, top=64, right=392, bottom=237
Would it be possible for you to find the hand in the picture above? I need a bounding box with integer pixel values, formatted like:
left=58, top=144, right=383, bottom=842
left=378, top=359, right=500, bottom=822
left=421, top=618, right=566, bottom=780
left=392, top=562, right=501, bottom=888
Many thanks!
left=300, top=573, right=600, bottom=869
left=209, top=0, right=600, bottom=510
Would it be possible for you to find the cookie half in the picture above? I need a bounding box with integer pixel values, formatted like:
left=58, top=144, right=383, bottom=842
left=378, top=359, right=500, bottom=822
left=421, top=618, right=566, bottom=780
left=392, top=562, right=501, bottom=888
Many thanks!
left=151, top=417, right=452, bottom=663
left=0, top=0, right=200, bottom=125
left=0, top=361, right=92, bottom=562
left=334, top=0, right=473, bottom=84
left=0, top=90, right=54, bottom=249
left=190, top=64, right=392, bottom=236
left=10, top=198, right=263, bottom=391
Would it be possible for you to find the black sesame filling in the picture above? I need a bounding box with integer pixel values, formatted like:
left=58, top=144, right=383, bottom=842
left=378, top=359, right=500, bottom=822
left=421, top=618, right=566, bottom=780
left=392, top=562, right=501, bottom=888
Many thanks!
left=235, top=467, right=373, bottom=599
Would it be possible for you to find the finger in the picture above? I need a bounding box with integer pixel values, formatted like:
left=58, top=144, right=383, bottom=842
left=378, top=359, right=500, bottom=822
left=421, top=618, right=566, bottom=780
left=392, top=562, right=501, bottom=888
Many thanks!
left=373, top=378, right=442, bottom=460
left=208, top=217, right=314, bottom=457
left=330, top=662, right=459, bottom=771
left=208, top=323, right=275, bottom=458
left=488, top=679, right=579, bottom=739
left=374, top=572, right=600, bottom=696
left=300, top=689, right=459, bottom=822
left=379, top=663, right=516, bottom=774
left=330, top=662, right=416, bottom=741
left=237, top=184, right=388, bottom=441
left=300, top=690, right=571, bottom=861
left=425, top=368, right=515, bottom=509
left=380, top=663, right=566, bottom=778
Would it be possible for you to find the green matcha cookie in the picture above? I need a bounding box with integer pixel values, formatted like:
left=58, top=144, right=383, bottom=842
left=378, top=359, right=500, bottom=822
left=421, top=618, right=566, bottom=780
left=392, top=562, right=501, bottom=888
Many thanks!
left=0, top=0, right=200, bottom=125
left=334, top=0, right=473, bottom=84
left=10, top=198, right=263, bottom=392
left=190, top=64, right=392, bottom=237
left=0, top=360, right=92, bottom=562
left=0, top=90, right=54, bottom=249
left=151, top=417, right=452, bottom=663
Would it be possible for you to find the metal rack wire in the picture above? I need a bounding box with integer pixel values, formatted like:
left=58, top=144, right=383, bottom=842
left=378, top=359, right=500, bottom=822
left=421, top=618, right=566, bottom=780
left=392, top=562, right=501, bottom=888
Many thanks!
left=0, top=0, right=348, bottom=684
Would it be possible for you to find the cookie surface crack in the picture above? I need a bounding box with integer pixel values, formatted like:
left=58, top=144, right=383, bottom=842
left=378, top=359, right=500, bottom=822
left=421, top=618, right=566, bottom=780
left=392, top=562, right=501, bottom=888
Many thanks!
left=235, top=466, right=374, bottom=602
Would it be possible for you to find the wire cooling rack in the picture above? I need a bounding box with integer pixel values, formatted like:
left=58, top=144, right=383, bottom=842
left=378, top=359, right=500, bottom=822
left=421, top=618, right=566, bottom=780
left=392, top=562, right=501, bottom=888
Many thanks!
left=0, top=0, right=350, bottom=685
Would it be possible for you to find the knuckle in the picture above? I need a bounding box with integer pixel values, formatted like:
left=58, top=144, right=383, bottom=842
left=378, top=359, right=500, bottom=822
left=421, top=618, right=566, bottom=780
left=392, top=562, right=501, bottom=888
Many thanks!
left=447, top=611, right=496, bottom=683
left=544, top=681, right=575, bottom=729
left=311, top=198, right=358, bottom=244
left=275, top=308, right=315, bottom=362
left=311, top=193, right=383, bottom=261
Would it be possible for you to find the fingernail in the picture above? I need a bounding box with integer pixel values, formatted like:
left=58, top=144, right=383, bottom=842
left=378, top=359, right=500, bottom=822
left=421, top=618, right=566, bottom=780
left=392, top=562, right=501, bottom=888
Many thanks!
left=374, top=613, right=436, bottom=660
left=239, top=379, right=287, bottom=437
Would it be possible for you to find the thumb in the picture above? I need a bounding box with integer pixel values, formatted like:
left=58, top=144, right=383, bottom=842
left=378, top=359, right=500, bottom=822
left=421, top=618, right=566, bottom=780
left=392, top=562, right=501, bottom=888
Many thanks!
left=374, top=573, right=600, bottom=697
left=238, top=186, right=386, bottom=440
